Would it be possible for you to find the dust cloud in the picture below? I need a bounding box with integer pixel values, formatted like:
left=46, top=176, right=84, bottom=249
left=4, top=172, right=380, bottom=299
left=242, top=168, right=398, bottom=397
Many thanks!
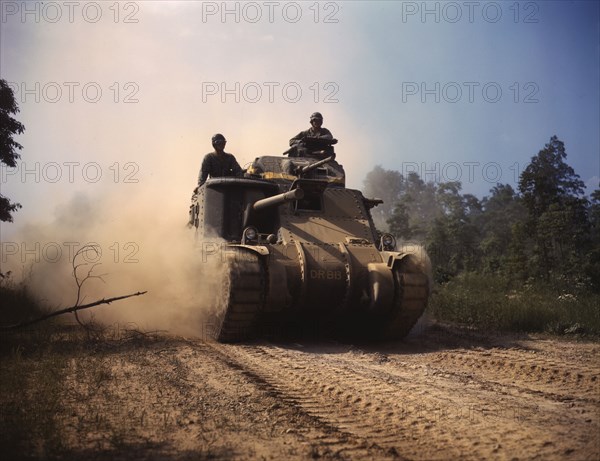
left=1, top=115, right=362, bottom=336
left=2, top=188, right=225, bottom=337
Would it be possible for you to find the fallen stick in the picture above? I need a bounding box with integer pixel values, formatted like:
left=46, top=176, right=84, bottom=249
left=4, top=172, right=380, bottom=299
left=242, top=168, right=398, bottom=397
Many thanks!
left=0, top=291, right=148, bottom=330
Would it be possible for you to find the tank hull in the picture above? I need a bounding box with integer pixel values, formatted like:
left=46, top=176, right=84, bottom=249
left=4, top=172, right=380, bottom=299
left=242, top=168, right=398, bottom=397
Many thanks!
left=191, top=160, right=431, bottom=342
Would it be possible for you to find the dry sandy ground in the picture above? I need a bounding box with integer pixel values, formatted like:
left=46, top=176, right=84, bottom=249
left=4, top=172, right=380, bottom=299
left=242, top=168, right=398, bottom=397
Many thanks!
left=25, top=324, right=600, bottom=460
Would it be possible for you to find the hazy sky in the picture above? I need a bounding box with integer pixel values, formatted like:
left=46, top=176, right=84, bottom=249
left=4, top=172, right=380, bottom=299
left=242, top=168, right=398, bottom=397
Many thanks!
left=1, top=0, right=599, bottom=231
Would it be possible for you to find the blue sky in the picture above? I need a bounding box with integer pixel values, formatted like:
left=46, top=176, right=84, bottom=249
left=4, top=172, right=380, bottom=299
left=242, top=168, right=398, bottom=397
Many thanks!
left=0, top=0, right=598, bottom=231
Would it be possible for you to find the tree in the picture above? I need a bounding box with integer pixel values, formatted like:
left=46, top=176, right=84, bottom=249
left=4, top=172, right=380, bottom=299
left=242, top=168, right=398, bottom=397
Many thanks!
left=386, top=175, right=481, bottom=281
left=387, top=172, right=439, bottom=241
left=428, top=181, right=481, bottom=278
left=519, top=135, right=585, bottom=218
left=589, top=188, right=600, bottom=239
left=363, top=165, right=404, bottom=230
left=518, top=136, right=588, bottom=279
left=584, top=188, right=600, bottom=290
left=478, top=184, right=527, bottom=274
left=0, top=79, right=25, bottom=222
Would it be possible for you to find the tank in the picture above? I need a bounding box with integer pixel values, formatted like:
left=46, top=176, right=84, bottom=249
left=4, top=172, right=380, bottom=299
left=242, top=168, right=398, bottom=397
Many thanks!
left=190, top=139, right=432, bottom=342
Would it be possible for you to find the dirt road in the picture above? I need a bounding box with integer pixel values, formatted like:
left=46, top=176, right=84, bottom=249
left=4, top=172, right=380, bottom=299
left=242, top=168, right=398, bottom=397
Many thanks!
left=52, top=324, right=599, bottom=460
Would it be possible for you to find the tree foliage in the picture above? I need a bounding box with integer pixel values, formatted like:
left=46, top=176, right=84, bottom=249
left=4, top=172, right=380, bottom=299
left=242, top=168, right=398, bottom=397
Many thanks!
left=519, top=136, right=585, bottom=218
left=478, top=184, right=527, bottom=274
left=365, top=136, right=597, bottom=290
left=363, top=165, right=404, bottom=230
left=0, top=79, right=25, bottom=222
left=517, top=136, right=589, bottom=278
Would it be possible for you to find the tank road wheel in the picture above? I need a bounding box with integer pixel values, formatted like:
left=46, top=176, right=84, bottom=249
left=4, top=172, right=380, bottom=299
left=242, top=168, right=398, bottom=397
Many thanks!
left=208, top=248, right=265, bottom=343
left=383, top=249, right=432, bottom=340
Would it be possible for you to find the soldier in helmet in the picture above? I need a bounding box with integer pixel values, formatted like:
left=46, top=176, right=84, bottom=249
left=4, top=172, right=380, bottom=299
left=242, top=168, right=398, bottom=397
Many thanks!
left=196, top=133, right=243, bottom=190
left=289, top=112, right=334, bottom=147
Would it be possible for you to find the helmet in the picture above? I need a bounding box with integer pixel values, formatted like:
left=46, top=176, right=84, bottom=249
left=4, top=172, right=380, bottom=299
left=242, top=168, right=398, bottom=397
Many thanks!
left=310, top=112, right=323, bottom=122
left=211, top=133, right=226, bottom=145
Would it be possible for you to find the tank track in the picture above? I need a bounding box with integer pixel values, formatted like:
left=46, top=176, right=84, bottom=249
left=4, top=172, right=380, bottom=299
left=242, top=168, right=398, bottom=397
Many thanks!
left=212, top=249, right=265, bottom=343
left=383, top=254, right=430, bottom=339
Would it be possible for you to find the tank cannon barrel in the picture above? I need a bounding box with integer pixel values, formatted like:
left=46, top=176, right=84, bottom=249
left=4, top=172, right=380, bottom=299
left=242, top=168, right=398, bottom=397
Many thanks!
left=252, top=188, right=304, bottom=211
left=299, top=155, right=335, bottom=176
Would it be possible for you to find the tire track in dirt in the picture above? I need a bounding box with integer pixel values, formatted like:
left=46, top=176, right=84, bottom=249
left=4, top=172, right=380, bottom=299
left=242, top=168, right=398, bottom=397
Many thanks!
left=54, top=329, right=599, bottom=461
left=149, top=340, right=404, bottom=460
left=200, top=341, right=401, bottom=460
left=60, top=338, right=394, bottom=460
left=424, top=349, right=598, bottom=391
left=209, top=340, right=599, bottom=461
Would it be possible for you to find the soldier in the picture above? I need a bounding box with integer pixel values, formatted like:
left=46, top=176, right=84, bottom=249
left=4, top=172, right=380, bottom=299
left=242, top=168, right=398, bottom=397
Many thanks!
left=289, top=112, right=334, bottom=146
left=196, top=133, right=243, bottom=190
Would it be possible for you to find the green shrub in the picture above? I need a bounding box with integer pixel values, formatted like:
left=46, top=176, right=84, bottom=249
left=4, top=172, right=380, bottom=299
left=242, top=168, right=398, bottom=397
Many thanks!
left=429, top=272, right=600, bottom=335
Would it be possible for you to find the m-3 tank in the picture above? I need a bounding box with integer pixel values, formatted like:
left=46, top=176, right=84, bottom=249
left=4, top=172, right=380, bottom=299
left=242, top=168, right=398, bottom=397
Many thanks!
left=189, top=139, right=432, bottom=342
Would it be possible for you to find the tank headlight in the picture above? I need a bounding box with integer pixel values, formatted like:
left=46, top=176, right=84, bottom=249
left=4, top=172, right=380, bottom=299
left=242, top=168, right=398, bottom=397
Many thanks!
left=381, top=233, right=396, bottom=251
left=242, top=226, right=258, bottom=244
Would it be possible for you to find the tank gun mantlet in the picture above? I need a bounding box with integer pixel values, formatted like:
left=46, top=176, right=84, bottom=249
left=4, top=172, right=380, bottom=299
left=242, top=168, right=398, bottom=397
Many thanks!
left=289, top=178, right=329, bottom=198
left=242, top=187, right=305, bottom=230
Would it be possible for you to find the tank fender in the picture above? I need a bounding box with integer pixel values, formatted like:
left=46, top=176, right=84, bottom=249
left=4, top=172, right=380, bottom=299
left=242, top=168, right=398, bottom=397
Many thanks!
left=229, top=244, right=270, bottom=257
left=367, top=262, right=395, bottom=312
left=382, top=251, right=407, bottom=268
left=382, top=247, right=429, bottom=269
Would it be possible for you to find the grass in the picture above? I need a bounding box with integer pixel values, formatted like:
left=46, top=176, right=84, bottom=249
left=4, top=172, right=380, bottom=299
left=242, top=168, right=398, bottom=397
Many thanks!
left=428, top=272, right=600, bottom=336
left=0, top=323, right=160, bottom=460
left=0, top=272, right=170, bottom=459
left=0, top=271, right=49, bottom=327
left=0, top=272, right=68, bottom=457
left=0, top=325, right=70, bottom=459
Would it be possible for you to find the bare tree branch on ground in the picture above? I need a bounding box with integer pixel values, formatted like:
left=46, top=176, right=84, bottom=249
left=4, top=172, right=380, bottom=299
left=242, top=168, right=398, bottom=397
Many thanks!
left=1, top=244, right=147, bottom=331
left=0, top=291, right=147, bottom=330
